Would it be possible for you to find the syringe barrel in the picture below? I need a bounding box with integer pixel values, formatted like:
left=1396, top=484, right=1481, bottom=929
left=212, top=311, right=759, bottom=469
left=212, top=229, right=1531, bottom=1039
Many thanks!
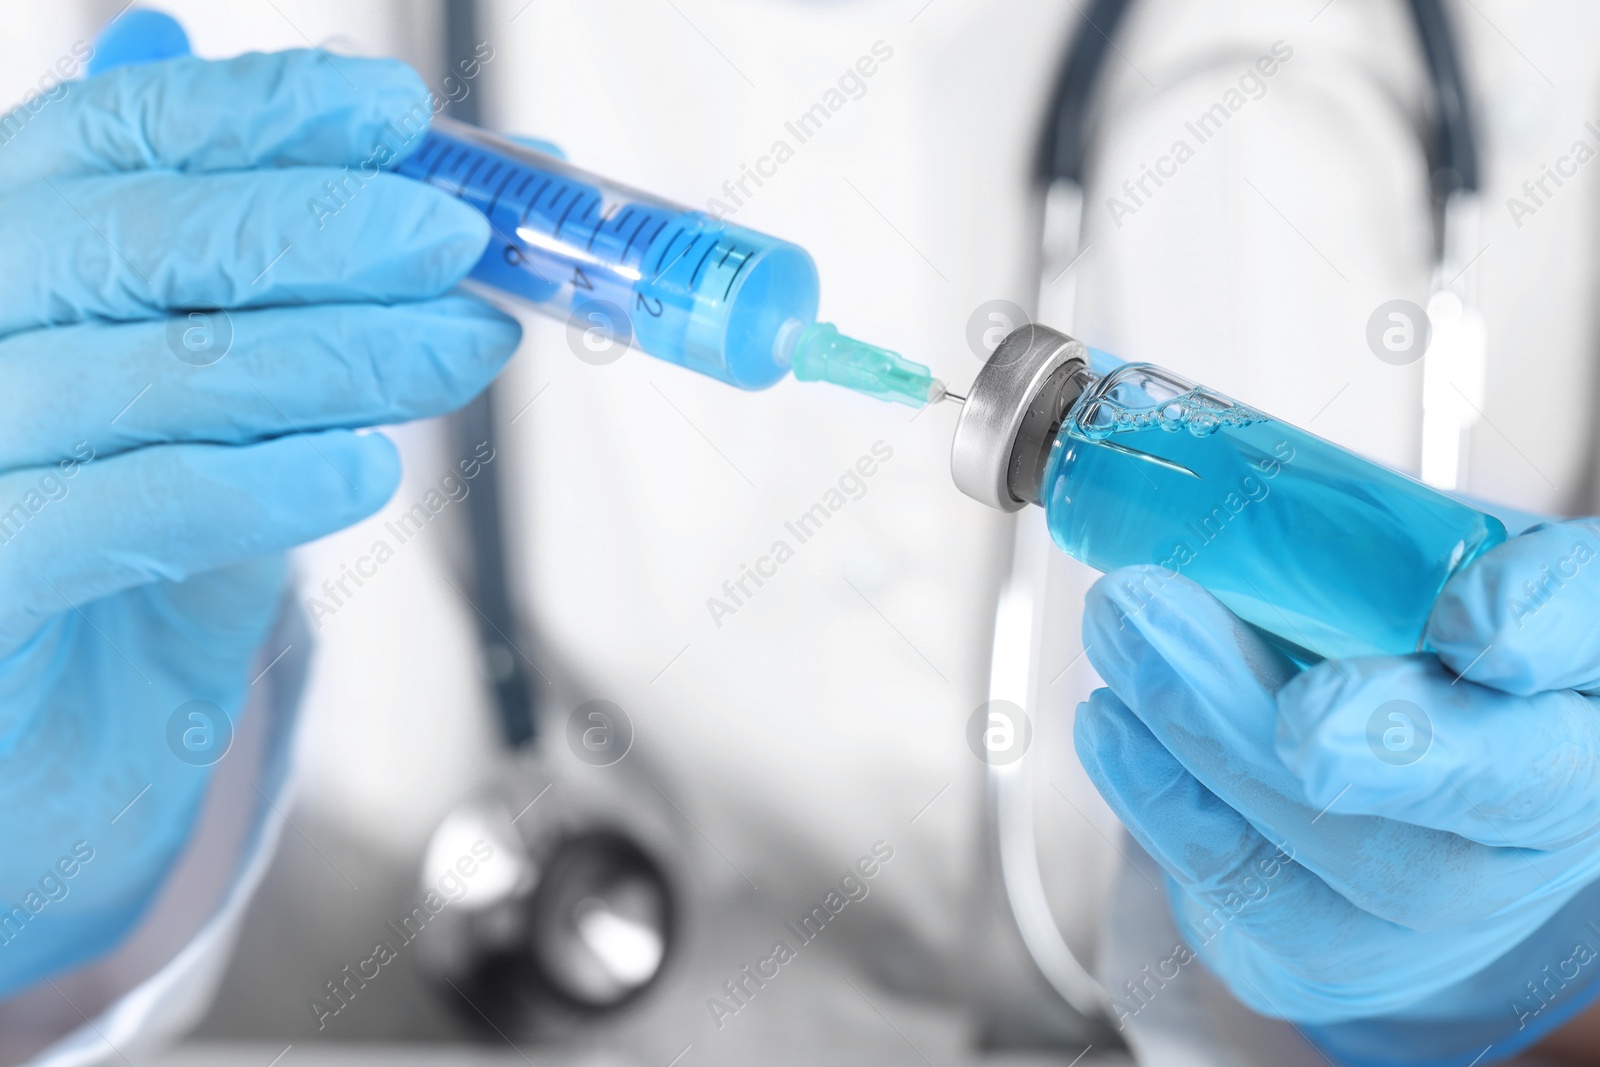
left=397, top=118, right=819, bottom=390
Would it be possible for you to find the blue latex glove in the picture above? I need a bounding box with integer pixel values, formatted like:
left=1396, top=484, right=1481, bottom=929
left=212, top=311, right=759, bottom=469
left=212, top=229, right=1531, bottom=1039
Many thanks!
left=86, top=9, right=192, bottom=74
left=0, top=50, right=520, bottom=996
left=1074, top=519, right=1600, bottom=1065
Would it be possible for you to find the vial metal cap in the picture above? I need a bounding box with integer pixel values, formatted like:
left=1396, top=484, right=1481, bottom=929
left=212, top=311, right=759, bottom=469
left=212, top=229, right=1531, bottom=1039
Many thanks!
left=951, top=324, right=1088, bottom=512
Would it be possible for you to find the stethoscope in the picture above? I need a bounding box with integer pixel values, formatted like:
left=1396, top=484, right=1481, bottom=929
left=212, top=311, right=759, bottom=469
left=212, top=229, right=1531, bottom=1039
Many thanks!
left=1036, top=0, right=1485, bottom=490
left=988, top=0, right=1483, bottom=1036
left=421, top=0, right=680, bottom=1024
left=438, top=0, right=1483, bottom=1037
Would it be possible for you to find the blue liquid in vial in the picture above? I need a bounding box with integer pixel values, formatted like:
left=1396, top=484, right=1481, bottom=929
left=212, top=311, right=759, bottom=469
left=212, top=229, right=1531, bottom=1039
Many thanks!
left=1042, top=365, right=1507, bottom=660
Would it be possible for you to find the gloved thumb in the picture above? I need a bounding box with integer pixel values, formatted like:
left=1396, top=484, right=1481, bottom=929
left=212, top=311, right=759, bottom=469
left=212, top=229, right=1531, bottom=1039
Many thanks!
left=1426, top=519, right=1600, bottom=695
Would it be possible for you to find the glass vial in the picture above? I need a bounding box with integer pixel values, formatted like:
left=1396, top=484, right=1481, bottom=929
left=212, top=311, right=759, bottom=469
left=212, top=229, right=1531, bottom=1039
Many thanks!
left=951, top=326, right=1506, bottom=660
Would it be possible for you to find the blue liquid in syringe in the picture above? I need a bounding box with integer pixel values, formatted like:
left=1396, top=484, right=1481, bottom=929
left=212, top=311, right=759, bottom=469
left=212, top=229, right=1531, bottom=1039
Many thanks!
left=396, top=118, right=818, bottom=390
left=1043, top=366, right=1507, bottom=660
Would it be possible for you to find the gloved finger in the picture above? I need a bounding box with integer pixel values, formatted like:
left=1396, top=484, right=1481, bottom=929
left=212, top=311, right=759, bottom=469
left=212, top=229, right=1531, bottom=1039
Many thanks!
left=1427, top=519, right=1600, bottom=695
left=1276, top=655, right=1600, bottom=849
left=0, top=296, right=520, bottom=469
left=1083, top=567, right=1543, bottom=929
left=2, top=51, right=432, bottom=192
left=1075, top=687, right=1309, bottom=912
left=1074, top=687, right=1521, bottom=1022
left=0, top=431, right=399, bottom=658
left=0, top=170, right=488, bottom=336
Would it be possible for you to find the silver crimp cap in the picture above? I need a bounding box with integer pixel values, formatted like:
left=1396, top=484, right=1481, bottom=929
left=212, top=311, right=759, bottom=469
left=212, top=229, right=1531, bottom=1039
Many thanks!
left=950, top=324, right=1087, bottom=512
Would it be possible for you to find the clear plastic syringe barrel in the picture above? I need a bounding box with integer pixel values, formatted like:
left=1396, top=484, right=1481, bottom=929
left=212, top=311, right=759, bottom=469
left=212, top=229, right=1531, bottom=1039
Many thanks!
left=397, top=118, right=819, bottom=390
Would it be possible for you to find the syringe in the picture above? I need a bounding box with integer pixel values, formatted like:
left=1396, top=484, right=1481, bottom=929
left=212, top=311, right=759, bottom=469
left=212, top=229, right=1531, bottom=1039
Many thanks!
left=83, top=6, right=947, bottom=410
left=396, top=119, right=948, bottom=407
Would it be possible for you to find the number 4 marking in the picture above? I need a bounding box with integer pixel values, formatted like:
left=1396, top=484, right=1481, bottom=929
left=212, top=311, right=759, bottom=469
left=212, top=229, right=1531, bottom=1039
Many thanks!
left=572, top=265, right=594, bottom=290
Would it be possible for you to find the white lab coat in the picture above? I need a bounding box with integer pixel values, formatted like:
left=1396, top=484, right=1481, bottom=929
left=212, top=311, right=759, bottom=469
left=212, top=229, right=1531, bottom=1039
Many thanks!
left=4, top=1, right=1597, bottom=1064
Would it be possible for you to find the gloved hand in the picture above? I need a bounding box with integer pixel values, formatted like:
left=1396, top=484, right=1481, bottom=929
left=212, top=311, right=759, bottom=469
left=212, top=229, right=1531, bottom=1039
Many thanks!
left=1074, top=519, right=1600, bottom=1065
left=0, top=50, right=520, bottom=996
